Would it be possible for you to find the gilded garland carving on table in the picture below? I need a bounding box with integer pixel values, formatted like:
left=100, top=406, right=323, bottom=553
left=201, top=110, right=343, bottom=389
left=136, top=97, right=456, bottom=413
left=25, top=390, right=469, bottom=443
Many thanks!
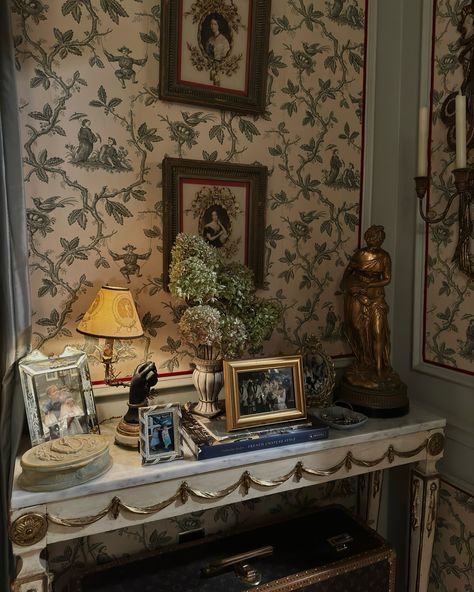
left=411, top=478, right=420, bottom=531
left=426, top=482, right=438, bottom=538
left=39, top=437, right=440, bottom=531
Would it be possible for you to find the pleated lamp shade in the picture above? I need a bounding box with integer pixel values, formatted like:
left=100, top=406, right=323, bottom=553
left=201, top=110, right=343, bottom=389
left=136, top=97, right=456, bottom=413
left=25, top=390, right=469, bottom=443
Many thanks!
left=77, top=286, right=143, bottom=339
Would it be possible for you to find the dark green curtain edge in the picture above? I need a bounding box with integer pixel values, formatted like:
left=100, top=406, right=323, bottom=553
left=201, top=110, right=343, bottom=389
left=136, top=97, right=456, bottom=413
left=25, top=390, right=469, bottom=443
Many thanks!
left=0, top=1, right=32, bottom=591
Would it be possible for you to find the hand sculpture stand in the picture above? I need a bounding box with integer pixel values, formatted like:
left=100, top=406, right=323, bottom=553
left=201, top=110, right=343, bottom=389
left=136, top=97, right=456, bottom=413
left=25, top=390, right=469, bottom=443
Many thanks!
left=115, top=361, right=158, bottom=448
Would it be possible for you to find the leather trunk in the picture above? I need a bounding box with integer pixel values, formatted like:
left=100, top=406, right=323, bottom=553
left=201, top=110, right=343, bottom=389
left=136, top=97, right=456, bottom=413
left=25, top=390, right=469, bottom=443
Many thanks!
left=71, top=505, right=396, bottom=591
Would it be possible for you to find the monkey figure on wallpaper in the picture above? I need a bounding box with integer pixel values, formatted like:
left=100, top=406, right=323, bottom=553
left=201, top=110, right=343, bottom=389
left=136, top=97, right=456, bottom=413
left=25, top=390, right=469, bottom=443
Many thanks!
left=123, top=361, right=158, bottom=425
left=340, top=225, right=403, bottom=391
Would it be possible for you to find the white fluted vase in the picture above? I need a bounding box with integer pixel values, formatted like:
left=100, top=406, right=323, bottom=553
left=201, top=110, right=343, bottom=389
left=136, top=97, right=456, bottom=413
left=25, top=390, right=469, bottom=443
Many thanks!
left=191, top=358, right=224, bottom=418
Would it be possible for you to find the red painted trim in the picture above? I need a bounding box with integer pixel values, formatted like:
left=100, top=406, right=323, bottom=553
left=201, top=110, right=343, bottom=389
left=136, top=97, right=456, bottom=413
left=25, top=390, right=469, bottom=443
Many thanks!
left=422, top=0, right=438, bottom=370
left=91, top=369, right=193, bottom=386
left=422, top=1, right=473, bottom=376
left=358, top=0, right=370, bottom=248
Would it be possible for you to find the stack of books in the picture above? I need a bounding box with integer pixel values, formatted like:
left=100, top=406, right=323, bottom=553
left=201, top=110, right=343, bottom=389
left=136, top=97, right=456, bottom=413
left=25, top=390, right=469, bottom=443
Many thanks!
left=180, top=406, right=329, bottom=460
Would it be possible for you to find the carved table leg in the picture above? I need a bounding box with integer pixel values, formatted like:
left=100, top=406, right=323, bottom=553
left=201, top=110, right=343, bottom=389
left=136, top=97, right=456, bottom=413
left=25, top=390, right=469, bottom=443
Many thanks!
left=10, top=510, right=52, bottom=592
left=408, top=460, right=440, bottom=592
left=11, top=546, right=52, bottom=592
left=357, top=470, right=384, bottom=530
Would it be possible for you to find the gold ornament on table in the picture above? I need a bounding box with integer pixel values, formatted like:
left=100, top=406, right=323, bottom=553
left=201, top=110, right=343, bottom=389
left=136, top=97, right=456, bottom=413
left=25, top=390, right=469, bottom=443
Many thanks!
left=338, top=225, right=409, bottom=417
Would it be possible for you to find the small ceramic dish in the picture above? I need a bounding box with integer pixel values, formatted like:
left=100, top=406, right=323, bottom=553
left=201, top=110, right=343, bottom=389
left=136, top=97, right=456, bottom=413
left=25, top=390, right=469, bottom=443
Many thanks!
left=313, top=403, right=368, bottom=430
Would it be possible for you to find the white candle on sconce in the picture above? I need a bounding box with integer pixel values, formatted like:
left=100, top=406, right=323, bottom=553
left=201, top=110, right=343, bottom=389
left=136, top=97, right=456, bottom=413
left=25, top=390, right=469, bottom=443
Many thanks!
left=455, top=92, right=467, bottom=169
left=417, top=106, right=429, bottom=177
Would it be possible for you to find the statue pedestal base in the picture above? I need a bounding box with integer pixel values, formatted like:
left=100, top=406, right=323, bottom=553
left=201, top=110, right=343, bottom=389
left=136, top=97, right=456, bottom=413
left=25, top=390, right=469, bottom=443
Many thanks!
left=115, top=418, right=140, bottom=449
left=337, top=376, right=409, bottom=418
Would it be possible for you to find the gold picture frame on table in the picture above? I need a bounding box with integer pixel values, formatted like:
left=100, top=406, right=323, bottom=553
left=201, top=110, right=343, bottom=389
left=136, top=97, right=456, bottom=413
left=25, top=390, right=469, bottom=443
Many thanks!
left=223, top=356, right=306, bottom=432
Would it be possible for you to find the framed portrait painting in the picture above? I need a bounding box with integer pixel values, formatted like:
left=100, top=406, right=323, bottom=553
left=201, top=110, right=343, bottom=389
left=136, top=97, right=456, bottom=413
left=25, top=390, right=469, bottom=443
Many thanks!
left=160, top=0, right=271, bottom=113
left=162, top=157, right=267, bottom=289
left=19, top=347, right=100, bottom=447
left=223, top=356, right=307, bottom=431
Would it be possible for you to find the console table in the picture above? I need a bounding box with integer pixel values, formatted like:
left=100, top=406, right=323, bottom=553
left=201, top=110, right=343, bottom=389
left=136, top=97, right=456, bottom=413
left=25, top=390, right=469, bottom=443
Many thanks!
left=9, top=404, right=446, bottom=592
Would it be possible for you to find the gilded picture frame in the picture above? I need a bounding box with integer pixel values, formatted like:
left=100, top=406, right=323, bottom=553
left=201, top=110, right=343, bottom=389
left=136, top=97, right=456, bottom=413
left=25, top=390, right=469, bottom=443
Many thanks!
left=139, top=403, right=183, bottom=465
left=18, top=347, right=100, bottom=447
left=160, top=0, right=271, bottom=114
left=299, top=336, right=336, bottom=408
left=162, top=157, right=267, bottom=289
left=223, top=356, right=307, bottom=431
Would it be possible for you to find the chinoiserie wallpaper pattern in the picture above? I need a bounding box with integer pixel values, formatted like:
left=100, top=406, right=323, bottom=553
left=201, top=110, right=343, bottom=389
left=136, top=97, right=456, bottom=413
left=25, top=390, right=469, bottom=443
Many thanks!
left=10, top=0, right=367, bottom=379
left=47, top=481, right=356, bottom=591
left=429, top=480, right=474, bottom=592
left=427, top=0, right=473, bottom=375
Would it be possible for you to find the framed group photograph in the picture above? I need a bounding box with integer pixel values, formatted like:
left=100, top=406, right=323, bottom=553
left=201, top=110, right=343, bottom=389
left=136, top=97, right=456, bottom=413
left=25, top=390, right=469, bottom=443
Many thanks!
left=19, top=347, right=100, bottom=447
left=160, top=0, right=271, bottom=113
left=223, top=356, right=307, bottom=431
left=162, top=157, right=267, bottom=289
left=139, top=404, right=183, bottom=465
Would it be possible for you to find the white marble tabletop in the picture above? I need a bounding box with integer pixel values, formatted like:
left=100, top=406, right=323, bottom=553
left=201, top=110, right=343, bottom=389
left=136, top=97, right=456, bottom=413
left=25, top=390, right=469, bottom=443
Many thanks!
left=11, top=403, right=445, bottom=510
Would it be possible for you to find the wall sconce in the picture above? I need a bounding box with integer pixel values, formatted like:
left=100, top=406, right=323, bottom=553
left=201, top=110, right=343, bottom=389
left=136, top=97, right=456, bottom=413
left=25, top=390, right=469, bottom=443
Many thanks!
left=414, top=168, right=472, bottom=278
left=415, top=97, right=473, bottom=279
left=76, top=285, right=144, bottom=385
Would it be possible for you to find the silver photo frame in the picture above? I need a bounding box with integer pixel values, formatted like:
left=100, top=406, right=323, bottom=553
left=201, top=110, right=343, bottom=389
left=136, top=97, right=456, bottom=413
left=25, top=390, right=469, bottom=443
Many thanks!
left=139, top=404, right=183, bottom=465
left=19, top=347, right=100, bottom=447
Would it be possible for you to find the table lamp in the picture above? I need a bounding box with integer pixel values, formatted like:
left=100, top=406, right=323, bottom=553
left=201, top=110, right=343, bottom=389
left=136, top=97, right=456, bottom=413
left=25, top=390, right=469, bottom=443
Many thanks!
left=77, top=285, right=155, bottom=449
left=77, top=285, right=144, bottom=385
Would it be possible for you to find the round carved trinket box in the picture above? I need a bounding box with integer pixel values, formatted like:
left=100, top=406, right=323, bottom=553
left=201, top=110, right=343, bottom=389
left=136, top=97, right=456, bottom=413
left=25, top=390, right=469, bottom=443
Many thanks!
left=19, top=434, right=112, bottom=492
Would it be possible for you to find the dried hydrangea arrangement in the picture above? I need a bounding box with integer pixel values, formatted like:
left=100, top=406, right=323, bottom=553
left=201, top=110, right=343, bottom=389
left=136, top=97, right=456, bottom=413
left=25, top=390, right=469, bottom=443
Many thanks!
left=169, top=233, right=280, bottom=361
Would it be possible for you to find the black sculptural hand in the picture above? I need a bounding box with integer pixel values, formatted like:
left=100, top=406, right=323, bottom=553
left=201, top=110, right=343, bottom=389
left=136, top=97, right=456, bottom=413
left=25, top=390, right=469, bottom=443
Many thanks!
left=123, top=361, right=159, bottom=425
left=129, top=361, right=158, bottom=405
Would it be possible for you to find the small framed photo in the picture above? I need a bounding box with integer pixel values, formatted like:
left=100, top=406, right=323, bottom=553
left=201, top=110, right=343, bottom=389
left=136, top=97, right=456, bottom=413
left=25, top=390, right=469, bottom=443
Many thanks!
left=139, top=404, right=183, bottom=465
left=162, top=157, right=267, bottom=289
left=223, top=356, right=307, bottom=431
left=19, top=347, right=100, bottom=447
left=160, top=0, right=271, bottom=114
left=300, top=336, right=336, bottom=408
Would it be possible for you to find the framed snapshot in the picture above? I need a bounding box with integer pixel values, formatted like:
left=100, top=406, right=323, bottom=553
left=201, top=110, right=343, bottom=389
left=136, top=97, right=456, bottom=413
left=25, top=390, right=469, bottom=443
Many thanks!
left=160, top=0, right=271, bottom=114
left=300, top=336, right=336, bottom=408
left=162, top=157, right=267, bottom=289
left=139, top=404, right=183, bottom=465
left=223, top=356, right=307, bottom=431
left=19, top=347, right=100, bottom=447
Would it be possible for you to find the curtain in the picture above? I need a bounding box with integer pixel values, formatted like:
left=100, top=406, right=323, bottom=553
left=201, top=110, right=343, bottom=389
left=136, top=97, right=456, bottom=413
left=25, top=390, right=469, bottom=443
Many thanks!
left=0, top=2, right=32, bottom=591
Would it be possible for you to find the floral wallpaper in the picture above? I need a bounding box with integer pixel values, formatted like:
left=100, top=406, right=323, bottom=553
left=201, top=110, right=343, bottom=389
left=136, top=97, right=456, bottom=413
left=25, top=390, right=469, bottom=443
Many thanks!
left=429, top=480, right=474, bottom=592
left=426, top=0, right=474, bottom=375
left=47, top=480, right=356, bottom=591
left=10, top=0, right=367, bottom=380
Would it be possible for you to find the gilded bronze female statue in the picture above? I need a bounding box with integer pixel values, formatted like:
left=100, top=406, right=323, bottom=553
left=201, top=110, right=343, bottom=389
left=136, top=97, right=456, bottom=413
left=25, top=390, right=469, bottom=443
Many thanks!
left=339, top=225, right=408, bottom=416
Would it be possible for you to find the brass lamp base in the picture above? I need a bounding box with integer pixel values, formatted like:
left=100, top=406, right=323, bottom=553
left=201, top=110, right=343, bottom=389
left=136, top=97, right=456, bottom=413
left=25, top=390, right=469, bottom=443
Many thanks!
left=115, top=419, right=140, bottom=449
left=337, top=377, right=409, bottom=418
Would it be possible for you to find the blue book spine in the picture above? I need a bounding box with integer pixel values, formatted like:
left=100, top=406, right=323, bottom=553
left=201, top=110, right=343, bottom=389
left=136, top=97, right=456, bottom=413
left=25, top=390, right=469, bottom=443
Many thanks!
left=193, top=427, right=329, bottom=460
